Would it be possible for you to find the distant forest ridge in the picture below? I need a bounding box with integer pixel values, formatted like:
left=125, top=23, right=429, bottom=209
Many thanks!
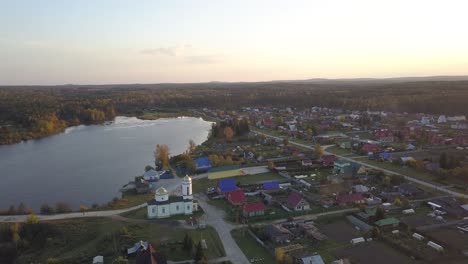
left=0, top=79, right=467, bottom=144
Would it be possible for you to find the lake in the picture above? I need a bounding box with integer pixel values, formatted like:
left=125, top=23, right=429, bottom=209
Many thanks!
left=0, top=116, right=213, bottom=211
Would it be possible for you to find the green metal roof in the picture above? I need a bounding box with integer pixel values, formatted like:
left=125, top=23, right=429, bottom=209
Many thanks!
left=375, top=217, right=400, bottom=227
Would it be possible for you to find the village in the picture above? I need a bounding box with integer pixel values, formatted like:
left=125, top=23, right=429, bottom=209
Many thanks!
left=113, top=105, right=468, bottom=264
left=2, top=105, right=468, bottom=264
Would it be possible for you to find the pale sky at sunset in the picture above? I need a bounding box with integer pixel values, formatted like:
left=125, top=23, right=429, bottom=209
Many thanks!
left=1, top=0, right=468, bottom=85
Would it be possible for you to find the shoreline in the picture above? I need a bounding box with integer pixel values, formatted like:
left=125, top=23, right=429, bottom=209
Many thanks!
left=0, top=110, right=204, bottom=146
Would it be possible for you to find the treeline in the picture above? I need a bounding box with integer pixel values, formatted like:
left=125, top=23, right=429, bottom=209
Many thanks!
left=1, top=80, right=467, bottom=144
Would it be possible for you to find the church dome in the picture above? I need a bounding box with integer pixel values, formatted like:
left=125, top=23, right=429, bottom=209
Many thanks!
left=183, top=175, right=192, bottom=183
left=155, top=187, right=168, bottom=196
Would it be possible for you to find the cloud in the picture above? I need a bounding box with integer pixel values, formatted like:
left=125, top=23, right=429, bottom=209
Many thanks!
left=185, top=54, right=222, bottom=64
left=141, top=47, right=178, bottom=56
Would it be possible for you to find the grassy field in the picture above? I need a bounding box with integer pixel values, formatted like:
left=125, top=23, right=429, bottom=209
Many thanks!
left=231, top=228, right=279, bottom=263
left=5, top=217, right=225, bottom=264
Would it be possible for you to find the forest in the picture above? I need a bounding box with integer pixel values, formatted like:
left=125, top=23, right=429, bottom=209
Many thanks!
left=1, top=80, right=468, bottom=144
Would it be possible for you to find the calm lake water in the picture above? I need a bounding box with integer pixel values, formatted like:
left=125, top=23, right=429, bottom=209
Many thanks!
left=0, top=116, right=212, bottom=211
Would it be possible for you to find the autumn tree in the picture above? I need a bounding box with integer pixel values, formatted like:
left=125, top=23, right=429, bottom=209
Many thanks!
left=79, top=205, right=88, bottom=215
left=283, top=138, right=289, bottom=146
left=267, top=160, right=275, bottom=170
left=26, top=213, right=39, bottom=224
left=154, top=144, right=170, bottom=169
left=223, top=127, right=234, bottom=141
left=314, top=144, right=324, bottom=159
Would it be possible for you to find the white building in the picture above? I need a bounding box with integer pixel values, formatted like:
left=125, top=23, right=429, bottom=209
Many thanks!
left=147, top=175, right=198, bottom=219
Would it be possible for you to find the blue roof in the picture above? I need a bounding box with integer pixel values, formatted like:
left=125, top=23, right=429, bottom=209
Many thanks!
left=195, top=157, right=212, bottom=171
left=263, top=181, right=280, bottom=190
left=218, top=179, right=237, bottom=193
left=379, top=152, right=392, bottom=159
left=143, top=169, right=158, bottom=177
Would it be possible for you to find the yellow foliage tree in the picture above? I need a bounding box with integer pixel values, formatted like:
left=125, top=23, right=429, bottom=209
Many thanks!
left=223, top=127, right=234, bottom=141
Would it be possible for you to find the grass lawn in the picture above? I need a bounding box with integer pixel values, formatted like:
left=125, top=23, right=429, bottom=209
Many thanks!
left=357, top=159, right=438, bottom=183
left=231, top=228, right=279, bottom=263
left=6, top=217, right=224, bottom=264
left=326, top=146, right=356, bottom=156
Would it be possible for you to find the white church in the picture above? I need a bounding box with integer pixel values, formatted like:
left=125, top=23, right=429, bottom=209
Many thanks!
left=147, top=175, right=198, bottom=219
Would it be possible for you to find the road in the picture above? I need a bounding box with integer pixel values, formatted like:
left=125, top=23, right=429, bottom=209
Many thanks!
left=252, top=130, right=468, bottom=199
left=196, top=194, right=251, bottom=264
left=0, top=176, right=184, bottom=223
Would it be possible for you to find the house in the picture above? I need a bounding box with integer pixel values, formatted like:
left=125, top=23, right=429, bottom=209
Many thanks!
left=336, top=193, right=365, bottom=206
left=287, top=192, right=310, bottom=211
left=437, top=115, right=447, bottom=123
left=266, top=224, right=293, bottom=243
left=374, top=217, right=400, bottom=228
left=379, top=152, right=392, bottom=161
left=194, top=157, right=212, bottom=172
left=243, top=202, right=266, bottom=217
left=428, top=197, right=468, bottom=218
left=134, top=243, right=167, bottom=264
left=143, top=169, right=159, bottom=181
left=147, top=176, right=197, bottom=219
left=353, top=185, right=369, bottom=193
left=226, top=189, right=246, bottom=205
left=217, top=178, right=237, bottom=194
left=374, top=129, right=394, bottom=143
left=339, top=141, right=351, bottom=149
left=398, top=183, right=425, bottom=198
left=334, top=160, right=351, bottom=174
left=263, top=181, right=280, bottom=190
left=405, top=144, right=416, bottom=151
left=321, top=155, right=338, bottom=167
left=293, top=254, right=325, bottom=264
left=361, top=143, right=381, bottom=154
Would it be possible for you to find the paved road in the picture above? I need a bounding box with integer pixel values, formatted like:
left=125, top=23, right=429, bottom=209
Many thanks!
left=252, top=130, right=468, bottom=199
left=196, top=194, right=251, bottom=264
left=0, top=176, right=184, bottom=223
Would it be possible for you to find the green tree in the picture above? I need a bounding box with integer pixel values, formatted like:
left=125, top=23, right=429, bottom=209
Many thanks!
left=375, top=207, right=385, bottom=221
left=439, top=152, right=448, bottom=169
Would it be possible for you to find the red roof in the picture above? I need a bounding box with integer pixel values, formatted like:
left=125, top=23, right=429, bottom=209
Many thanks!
left=336, top=193, right=364, bottom=204
left=362, top=143, right=381, bottom=153
left=226, top=189, right=246, bottom=205
left=243, top=202, right=266, bottom=213
left=287, top=192, right=305, bottom=208
left=322, top=155, right=338, bottom=166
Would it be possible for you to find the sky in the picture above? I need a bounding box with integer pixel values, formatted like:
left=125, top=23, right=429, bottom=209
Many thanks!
left=1, top=0, right=468, bottom=85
